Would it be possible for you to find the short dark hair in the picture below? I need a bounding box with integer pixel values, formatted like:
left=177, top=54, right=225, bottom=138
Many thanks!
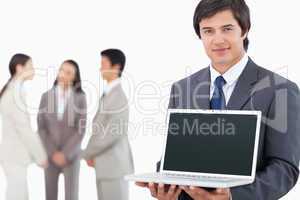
left=101, top=49, right=126, bottom=77
left=193, top=0, right=251, bottom=51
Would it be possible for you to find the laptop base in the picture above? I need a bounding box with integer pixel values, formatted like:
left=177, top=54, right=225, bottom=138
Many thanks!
left=125, top=173, right=253, bottom=188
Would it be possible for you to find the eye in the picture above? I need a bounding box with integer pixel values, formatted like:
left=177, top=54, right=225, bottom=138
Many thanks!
left=223, top=27, right=233, bottom=32
left=203, top=29, right=213, bottom=35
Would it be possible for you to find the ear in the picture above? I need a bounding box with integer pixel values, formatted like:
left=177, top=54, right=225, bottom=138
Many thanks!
left=15, top=64, right=23, bottom=74
left=112, top=64, right=121, bottom=72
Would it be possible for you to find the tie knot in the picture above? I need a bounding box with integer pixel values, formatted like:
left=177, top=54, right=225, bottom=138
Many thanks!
left=214, top=76, right=226, bottom=89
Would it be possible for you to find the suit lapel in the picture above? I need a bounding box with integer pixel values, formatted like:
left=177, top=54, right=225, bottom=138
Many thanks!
left=48, top=88, right=57, bottom=115
left=193, top=67, right=211, bottom=109
left=63, top=89, right=75, bottom=123
left=94, top=85, right=119, bottom=120
left=50, top=87, right=75, bottom=124
left=94, top=94, right=105, bottom=120
left=227, top=58, right=259, bottom=110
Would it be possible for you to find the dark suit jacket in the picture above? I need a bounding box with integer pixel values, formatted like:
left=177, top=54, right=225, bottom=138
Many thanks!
left=37, top=87, right=87, bottom=163
left=159, top=58, right=300, bottom=200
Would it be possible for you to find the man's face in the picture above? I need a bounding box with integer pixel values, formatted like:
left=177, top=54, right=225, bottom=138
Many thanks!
left=100, top=56, right=118, bottom=81
left=100, top=56, right=112, bottom=80
left=199, top=10, right=247, bottom=70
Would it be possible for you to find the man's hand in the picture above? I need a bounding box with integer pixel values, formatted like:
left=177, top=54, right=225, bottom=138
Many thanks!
left=52, top=151, right=67, bottom=167
left=136, top=182, right=182, bottom=200
left=86, top=159, right=95, bottom=168
left=181, top=186, right=231, bottom=200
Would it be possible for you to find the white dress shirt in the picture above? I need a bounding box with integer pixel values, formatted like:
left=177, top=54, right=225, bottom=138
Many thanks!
left=56, top=86, right=71, bottom=120
left=209, top=54, right=249, bottom=105
left=103, top=78, right=121, bottom=96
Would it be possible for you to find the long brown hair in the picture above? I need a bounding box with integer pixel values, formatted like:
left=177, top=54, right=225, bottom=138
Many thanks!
left=0, top=53, right=31, bottom=99
left=53, top=59, right=84, bottom=93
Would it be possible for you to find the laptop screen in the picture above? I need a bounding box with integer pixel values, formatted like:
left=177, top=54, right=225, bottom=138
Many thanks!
left=163, top=112, right=258, bottom=176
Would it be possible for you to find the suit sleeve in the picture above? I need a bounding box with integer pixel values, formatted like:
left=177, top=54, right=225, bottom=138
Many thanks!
left=61, top=93, right=87, bottom=161
left=37, top=93, right=58, bottom=158
left=82, top=104, right=129, bottom=160
left=231, top=82, right=300, bottom=200
left=12, top=92, right=47, bottom=164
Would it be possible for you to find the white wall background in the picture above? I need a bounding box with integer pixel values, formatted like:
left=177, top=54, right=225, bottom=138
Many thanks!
left=0, top=0, right=299, bottom=199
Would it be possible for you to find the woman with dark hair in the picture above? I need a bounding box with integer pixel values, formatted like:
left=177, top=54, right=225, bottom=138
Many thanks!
left=0, top=53, right=48, bottom=200
left=37, top=60, right=87, bottom=200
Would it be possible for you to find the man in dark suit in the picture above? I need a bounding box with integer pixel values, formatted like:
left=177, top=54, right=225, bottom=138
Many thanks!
left=136, top=0, right=300, bottom=199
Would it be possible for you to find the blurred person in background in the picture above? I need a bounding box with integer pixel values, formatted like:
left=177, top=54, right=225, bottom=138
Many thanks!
left=82, top=49, right=134, bottom=200
left=37, top=59, right=87, bottom=200
left=0, top=53, right=48, bottom=200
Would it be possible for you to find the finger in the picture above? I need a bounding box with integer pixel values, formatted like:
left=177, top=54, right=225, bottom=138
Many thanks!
left=216, top=188, right=225, bottom=193
left=190, top=186, right=209, bottom=195
left=180, top=186, right=189, bottom=191
left=174, top=187, right=183, bottom=197
left=183, top=186, right=209, bottom=198
left=157, top=183, right=165, bottom=197
left=182, top=188, right=194, bottom=197
left=214, top=188, right=228, bottom=195
left=149, top=182, right=158, bottom=197
left=167, top=185, right=176, bottom=196
left=135, top=182, right=148, bottom=188
left=180, top=186, right=194, bottom=197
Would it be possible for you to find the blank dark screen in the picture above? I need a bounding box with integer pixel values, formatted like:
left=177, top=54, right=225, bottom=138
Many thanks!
left=163, top=113, right=257, bottom=176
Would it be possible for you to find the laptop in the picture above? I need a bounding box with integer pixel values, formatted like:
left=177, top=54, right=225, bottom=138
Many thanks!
left=125, top=109, right=262, bottom=188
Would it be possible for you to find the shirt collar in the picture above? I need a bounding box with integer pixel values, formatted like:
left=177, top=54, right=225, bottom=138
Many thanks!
left=56, top=85, right=72, bottom=99
left=104, top=78, right=121, bottom=95
left=210, top=54, right=249, bottom=86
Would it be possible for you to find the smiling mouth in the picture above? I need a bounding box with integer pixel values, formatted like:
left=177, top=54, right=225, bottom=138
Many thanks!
left=212, top=48, right=230, bottom=52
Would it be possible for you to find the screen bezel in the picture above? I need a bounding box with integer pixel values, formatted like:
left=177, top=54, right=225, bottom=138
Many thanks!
left=159, top=109, right=262, bottom=180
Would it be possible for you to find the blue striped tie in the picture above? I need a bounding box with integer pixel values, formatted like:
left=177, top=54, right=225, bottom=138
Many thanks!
left=210, top=76, right=226, bottom=109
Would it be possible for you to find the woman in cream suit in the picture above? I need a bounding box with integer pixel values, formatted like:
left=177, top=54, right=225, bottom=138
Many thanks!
left=0, top=54, right=48, bottom=200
